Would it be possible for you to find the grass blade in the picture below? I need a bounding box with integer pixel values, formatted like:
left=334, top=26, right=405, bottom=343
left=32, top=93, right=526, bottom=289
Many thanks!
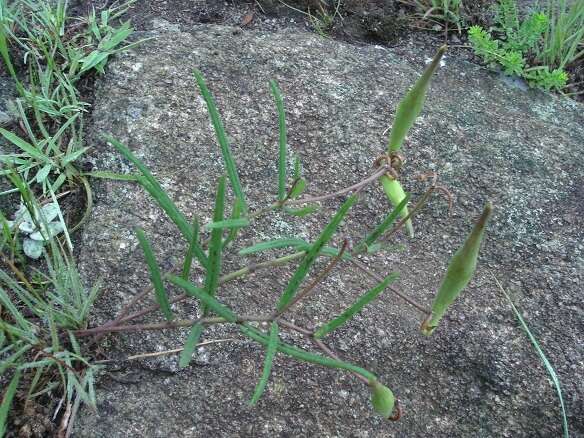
left=276, top=195, right=358, bottom=311
left=139, top=178, right=209, bottom=269
left=238, top=238, right=310, bottom=255
left=270, top=80, right=287, bottom=201
left=355, top=194, right=410, bottom=252
left=288, top=178, right=306, bottom=199
left=0, top=128, right=51, bottom=163
left=167, top=275, right=237, bottom=322
left=193, top=70, right=247, bottom=212
left=135, top=228, right=173, bottom=321
left=82, top=170, right=140, bottom=181
left=107, top=137, right=208, bottom=268
left=240, top=324, right=376, bottom=381
left=205, top=218, right=249, bottom=230
left=495, top=277, right=569, bottom=438
left=222, top=198, right=244, bottom=249
left=388, top=45, right=446, bottom=153
left=181, top=217, right=200, bottom=280
left=249, top=322, right=279, bottom=405
left=179, top=323, right=204, bottom=368
left=284, top=205, right=319, bottom=217
left=203, top=177, right=226, bottom=314
left=314, top=273, right=399, bottom=339
left=0, top=371, right=21, bottom=436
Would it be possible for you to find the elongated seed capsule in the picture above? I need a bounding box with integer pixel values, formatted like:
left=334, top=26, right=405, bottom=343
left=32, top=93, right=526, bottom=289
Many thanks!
left=421, top=202, right=493, bottom=335
left=369, top=379, right=396, bottom=419
left=380, top=175, right=414, bottom=238
left=388, top=45, right=447, bottom=153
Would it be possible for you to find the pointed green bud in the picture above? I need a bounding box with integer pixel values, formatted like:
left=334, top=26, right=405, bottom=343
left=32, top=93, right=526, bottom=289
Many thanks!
left=388, top=45, right=446, bottom=153
left=380, top=175, right=414, bottom=237
left=421, top=202, right=493, bottom=335
left=369, top=379, right=396, bottom=419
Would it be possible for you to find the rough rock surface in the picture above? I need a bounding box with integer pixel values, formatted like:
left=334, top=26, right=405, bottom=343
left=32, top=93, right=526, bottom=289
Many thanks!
left=74, top=22, right=583, bottom=437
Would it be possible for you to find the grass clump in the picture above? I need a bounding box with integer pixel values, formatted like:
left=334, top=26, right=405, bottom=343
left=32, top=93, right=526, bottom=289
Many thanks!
left=0, top=174, right=100, bottom=435
left=0, top=0, right=140, bottom=434
left=0, top=0, right=143, bottom=195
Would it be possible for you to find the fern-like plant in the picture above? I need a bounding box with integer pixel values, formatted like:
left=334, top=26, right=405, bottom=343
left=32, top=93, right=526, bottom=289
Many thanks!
left=468, top=0, right=569, bottom=91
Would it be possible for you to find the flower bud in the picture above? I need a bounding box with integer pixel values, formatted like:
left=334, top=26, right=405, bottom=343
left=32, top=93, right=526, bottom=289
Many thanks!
left=369, top=379, right=395, bottom=419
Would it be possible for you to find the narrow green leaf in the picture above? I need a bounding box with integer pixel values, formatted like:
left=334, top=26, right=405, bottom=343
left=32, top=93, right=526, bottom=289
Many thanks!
left=0, top=344, right=32, bottom=375
left=288, top=178, right=306, bottom=199
left=205, top=218, right=249, bottom=230
left=496, top=279, right=569, bottom=438
left=240, top=324, right=376, bottom=381
left=136, top=228, right=173, bottom=321
left=179, top=323, right=204, bottom=368
left=82, top=170, right=140, bottom=181
left=249, top=322, right=279, bottom=405
left=222, top=198, right=244, bottom=248
left=61, top=147, right=89, bottom=166
left=388, top=45, right=446, bottom=152
left=314, top=273, right=399, bottom=339
left=421, top=202, right=493, bottom=335
left=0, top=287, right=30, bottom=330
left=0, top=371, right=20, bottom=436
left=0, top=128, right=51, bottom=163
left=319, top=246, right=353, bottom=260
left=138, top=175, right=208, bottom=268
left=108, top=137, right=208, bottom=269
left=181, top=218, right=200, bottom=280
left=203, top=177, right=226, bottom=314
left=238, top=238, right=310, bottom=255
left=293, top=155, right=302, bottom=179
left=355, top=193, right=411, bottom=252
left=283, top=205, right=320, bottom=217
left=270, top=80, right=287, bottom=201
left=35, top=163, right=52, bottom=183
left=193, top=70, right=247, bottom=212
left=276, top=195, right=358, bottom=311
left=167, top=275, right=237, bottom=322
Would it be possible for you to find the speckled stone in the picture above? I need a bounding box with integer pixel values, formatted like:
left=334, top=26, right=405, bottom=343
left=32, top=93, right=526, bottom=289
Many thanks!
left=74, top=22, right=583, bottom=438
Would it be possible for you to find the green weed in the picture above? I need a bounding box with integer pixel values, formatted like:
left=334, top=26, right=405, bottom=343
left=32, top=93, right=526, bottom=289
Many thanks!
left=69, top=60, right=491, bottom=423
left=468, top=0, right=584, bottom=91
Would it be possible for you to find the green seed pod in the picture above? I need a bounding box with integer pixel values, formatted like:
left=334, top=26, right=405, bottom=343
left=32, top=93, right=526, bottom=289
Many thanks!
left=388, top=45, right=447, bottom=153
left=369, top=379, right=396, bottom=419
left=421, top=202, right=493, bottom=335
left=380, top=175, right=414, bottom=238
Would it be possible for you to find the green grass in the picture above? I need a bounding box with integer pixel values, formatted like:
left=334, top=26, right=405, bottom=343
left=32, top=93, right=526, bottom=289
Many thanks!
left=494, top=277, right=569, bottom=438
left=0, top=0, right=141, bottom=432
left=537, top=0, right=584, bottom=70
left=0, top=181, right=101, bottom=434
left=399, top=0, right=463, bottom=33
left=0, top=0, right=141, bottom=195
